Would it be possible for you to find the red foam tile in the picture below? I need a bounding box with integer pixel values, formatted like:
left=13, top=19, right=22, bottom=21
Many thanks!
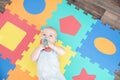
left=0, top=9, right=40, bottom=64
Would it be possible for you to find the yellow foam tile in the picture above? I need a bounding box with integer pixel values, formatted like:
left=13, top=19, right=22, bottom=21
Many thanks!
left=16, top=34, right=40, bottom=77
left=0, top=34, right=3, bottom=44
left=56, top=40, right=76, bottom=74
left=0, top=22, right=26, bottom=51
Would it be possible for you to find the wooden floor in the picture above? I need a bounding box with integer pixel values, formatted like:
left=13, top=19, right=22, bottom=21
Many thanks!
left=115, top=70, right=120, bottom=80
left=67, top=0, right=120, bottom=30
left=0, top=0, right=11, bottom=13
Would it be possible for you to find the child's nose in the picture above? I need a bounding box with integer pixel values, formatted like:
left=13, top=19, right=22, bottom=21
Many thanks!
left=44, top=36, right=48, bottom=39
left=45, top=35, right=49, bottom=38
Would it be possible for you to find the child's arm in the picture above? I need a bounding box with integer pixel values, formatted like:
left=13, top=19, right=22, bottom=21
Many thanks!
left=31, top=45, right=44, bottom=62
left=53, top=46, right=65, bottom=55
left=48, top=42, right=65, bottom=55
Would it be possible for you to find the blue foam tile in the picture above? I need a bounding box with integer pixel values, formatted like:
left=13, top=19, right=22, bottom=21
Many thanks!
left=76, top=20, right=120, bottom=75
left=0, top=54, right=15, bottom=80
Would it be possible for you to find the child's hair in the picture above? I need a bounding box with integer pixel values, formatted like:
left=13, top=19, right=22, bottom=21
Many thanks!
left=43, top=26, right=58, bottom=38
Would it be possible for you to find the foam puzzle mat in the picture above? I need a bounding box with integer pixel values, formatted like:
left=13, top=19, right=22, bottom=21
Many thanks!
left=0, top=0, right=120, bottom=80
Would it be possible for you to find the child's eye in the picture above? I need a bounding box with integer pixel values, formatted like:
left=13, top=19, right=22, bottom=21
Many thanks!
left=42, top=34, right=46, bottom=36
left=49, top=35, right=53, bottom=37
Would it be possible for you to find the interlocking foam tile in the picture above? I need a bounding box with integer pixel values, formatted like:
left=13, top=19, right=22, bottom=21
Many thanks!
left=44, top=0, right=96, bottom=51
left=0, top=10, right=40, bottom=64
left=16, top=34, right=40, bottom=77
left=64, top=52, right=114, bottom=80
left=0, top=55, right=15, bottom=80
left=76, top=20, right=120, bottom=75
left=7, top=65, right=38, bottom=80
left=6, top=0, right=62, bottom=30
left=72, top=68, right=96, bottom=80
left=56, top=40, right=76, bottom=73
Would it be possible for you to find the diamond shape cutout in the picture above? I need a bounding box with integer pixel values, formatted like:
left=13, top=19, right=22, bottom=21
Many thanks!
left=0, top=22, right=26, bottom=51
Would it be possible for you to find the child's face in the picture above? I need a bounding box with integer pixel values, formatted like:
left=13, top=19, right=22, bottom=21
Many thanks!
left=41, top=28, right=57, bottom=44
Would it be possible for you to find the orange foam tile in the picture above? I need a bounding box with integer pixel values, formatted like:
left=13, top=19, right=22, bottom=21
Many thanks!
left=7, top=65, right=38, bottom=80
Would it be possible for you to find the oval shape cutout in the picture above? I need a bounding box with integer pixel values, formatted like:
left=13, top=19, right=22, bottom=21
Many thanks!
left=94, top=38, right=116, bottom=55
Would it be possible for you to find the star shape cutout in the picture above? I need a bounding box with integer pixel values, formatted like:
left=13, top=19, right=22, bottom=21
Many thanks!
left=73, top=68, right=96, bottom=80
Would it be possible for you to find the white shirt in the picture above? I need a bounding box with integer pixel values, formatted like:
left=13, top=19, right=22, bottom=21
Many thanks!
left=37, top=50, right=66, bottom=80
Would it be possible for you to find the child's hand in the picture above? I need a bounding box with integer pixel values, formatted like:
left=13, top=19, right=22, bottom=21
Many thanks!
left=48, top=42, right=65, bottom=55
left=31, top=44, right=45, bottom=62
left=39, top=44, right=45, bottom=51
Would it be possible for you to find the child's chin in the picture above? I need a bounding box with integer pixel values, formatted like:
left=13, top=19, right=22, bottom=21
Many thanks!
left=44, top=47, right=51, bottom=52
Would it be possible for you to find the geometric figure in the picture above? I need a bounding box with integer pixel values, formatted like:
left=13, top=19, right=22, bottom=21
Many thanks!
left=94, top=37, right=116, bottom=55
left=72, top=68, right=96, bottom=80
left=76, top=20, right=120, bottom=75
left=0, top=10, right=40, bottom=64
left=65, top=52, right=114, bottom=80
left=0, top=22, right=26, bottom=51
left=0, top=56, right=15, bottom=80
left=60, top=16, right=81, bottom=36
left=23, top=0, right=46, bottom=14
left=45, top=0, right=96, bottom=51
left=7, top=65, right=38, bottom=80
left=6, top=0, right=62, bottom=30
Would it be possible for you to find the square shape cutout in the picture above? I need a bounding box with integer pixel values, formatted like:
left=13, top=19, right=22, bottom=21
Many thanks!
left=0, top=22, right=26, bottom=51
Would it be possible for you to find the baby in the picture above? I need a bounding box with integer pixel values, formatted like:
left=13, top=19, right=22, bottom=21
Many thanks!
left=31, top=27, right=66, bottom=80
